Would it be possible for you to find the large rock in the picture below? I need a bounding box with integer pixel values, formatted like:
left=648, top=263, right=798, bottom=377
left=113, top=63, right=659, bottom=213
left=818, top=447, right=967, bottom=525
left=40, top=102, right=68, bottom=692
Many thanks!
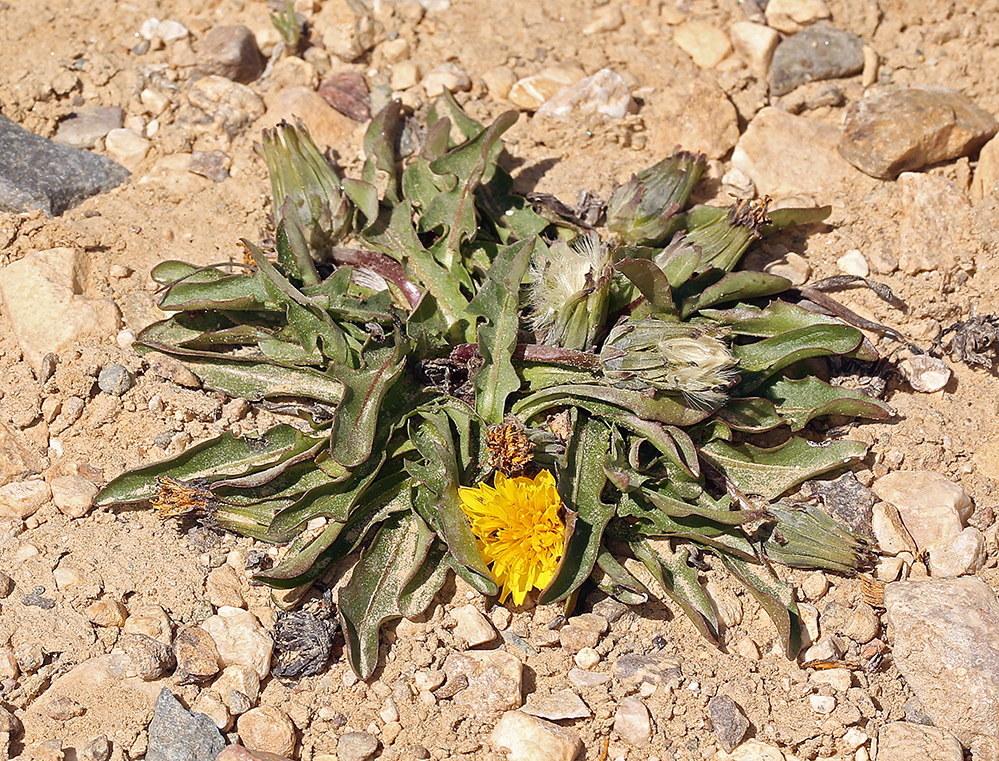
left=147, top=687, right=226, bottom=761
left=258, top=87, right=359, bottom=151
left=0, top=247, right=121, bottom=374
left=647, top=77, right=739, bottom=160
left=769, top=23, right=865, bottom=97
left=885, top=577, right=999, bottom=750
left=839, top=87, right=998, bottom=179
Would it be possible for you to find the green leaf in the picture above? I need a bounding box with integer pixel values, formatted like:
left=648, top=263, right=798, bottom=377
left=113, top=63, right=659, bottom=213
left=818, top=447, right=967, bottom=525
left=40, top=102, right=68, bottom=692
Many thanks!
left=428, top=89, right=486, bottom=144
left=614, top=258, right=677, bottom=317
left=399, top=536, right=450, bottom=618
left=466, top=237, right=534, bottom=424
left=714, top=397, right=785, bottom=433
left=513, top=384, right=713, bottom=428
left=701, top=300, right=852, bottom=337
left=594, top=546, right=650, bottom=605
left=339, top=510, right=433, bottom=678
left=700, top=437, right=868, bottom=499
left=539, top=417, right=614, bottom=604
left=156, top=269, right=274, bottom=312
left=721, top=555, right=802, bottom=658
left=681, top=271, right=791, bottom=318
left=363, top=99, right=402, bottom=202
left=758, top=375, right=892, bottom=431
left=762, top=205, right=832, bottom=235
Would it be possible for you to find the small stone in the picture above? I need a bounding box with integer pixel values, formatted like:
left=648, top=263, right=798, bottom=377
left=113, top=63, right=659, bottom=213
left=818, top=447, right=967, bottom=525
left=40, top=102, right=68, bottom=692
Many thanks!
left=844, top=603, right=881, bottom=643
left=613, top=653, right=682, bottom=689
left=41, top=695, right=86, bottom=721
left=764, top=252, right=810, bottom=285
left=186, top=76, right=265, bottom=137
left=141, top=88, right=172, bottom=117
left=929, top=527, right=986, bottom=578
left=442, top=650, right=523, bottom=713
left=379, top=697, right=399, bottom=724
left=0, top=647, right=18, bottom=679
left=377, top=37, right=410, bottom=64
left=259, top=87, right=356, bottom=151
left=573, top=647, right=600, bottom=669
left=873, top=471, right=971, bottom=553
left=157, top=19, right=189, bottom=42
left=452, top=604, right=497, bottom=646
left=800, top=572, right=829, bottom=601
left=491, top=711, right=583, bottom=761
left=0, top=113, right=129, bottom=217
left=871, top=501, right=919, bottom=556
left=837, top=249, right=869, bottom=277
left=0, top=480, right=51, bottom=519
left=193, top=694, right=232, bottom=732
left=568, top=668, right=611, bottom=688
left=729, top=21, right=780, bottom=80
left=483, top=66, right=518, bottom=100
left=647, top=77, right=739, bottom=160
left=414, top=669, right=445, bottom=692
left=421, top=63, right=471, bottom=98
left=188, top=151, right=230, bottom=183
left=535, top=68, right=633, bottom=121
left=336, top=731, right=380, bottom=761
left=672, top=21, right=733, bottom=68
left=98, top=365, right=132, bottom=396
left=147, top=687, right=225, bottom=761
left=582, top=5, right=624, bottom=35
left=198, top=26, right=264, bottom=84
left=212, top=665, right=261, bottom=711
left=810, top=668, right=853, bottom=692
left=709, top=694, right=751, bottom=752
left=123, top=604, right=173, bottom=646
left=117, top=633, right=176, bottom=681
left=810, top=694, right=837, bottom=714
left=202, top=607, right=274, bottom=681
left=318, top=71, right=371, bottom=122
left=174, top=625, right=223, bottom=683
left=49, top=475, right=98, bottom=518
left=389, top=61, right=422, bottom=91
left=523, top=689, right=591, bottom=721
left=769, top=23, right=865, bottom=97
left=900, top=355, right=951, bottom=393
left=878, top=722, right=963, bottom=761
left=104, top=129, right=151, bottom=171
left=78, top=736, right=112, bottom=761
left=312, top=0, right=377, bottom=62
left=207, top=565, right=246, bottom=609
left=85, top=599, right=128, bottom=627
left=803, top=635, right=844, bottom=663
left=236, top=707, right=296, bottom=758
left=614, top=696, right=652, bottom=748
left=765, top=0, right=832, bottom=34
left=55, top=106, right=125, bottom=150
left=559, top=612, right=608, bottom=653
left=145, top=351, right=202, bottom=388
left=897, top=172, right=970, bottom=275
left=839, top=88, right=998, bottom=180
left=734, top=637, right=761, bottom=661
left=721, top=166, right=755, bottom=199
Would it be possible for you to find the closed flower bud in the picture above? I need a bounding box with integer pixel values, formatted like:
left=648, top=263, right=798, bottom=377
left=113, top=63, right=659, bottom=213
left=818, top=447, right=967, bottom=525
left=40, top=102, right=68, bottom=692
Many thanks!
left=685, top=196, right=771, bottom=274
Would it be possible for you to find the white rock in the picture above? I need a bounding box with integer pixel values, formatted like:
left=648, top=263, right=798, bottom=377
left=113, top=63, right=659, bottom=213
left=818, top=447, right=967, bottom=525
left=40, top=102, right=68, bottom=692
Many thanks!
left=421, top=63, right=471, bottom=98
left=899, top=355, right=951, bottom=393
left=491, top=711, right=583, bottom=761
left=729, top=21, right=780, bottom=80
left=712, top=740, right=793, bottom=760
left=123, top=605, right=173, bottom=646
left=390, top=61, right=422, bottom=91
left=193, top=692, right=232, bottom=731
left=764, top=252, right=810, bottom=286
left=672, top=21, right=733, bottom=68
left=871, top=501, right=919, bottom=556
left=483, top=66, right=518, bottom=100
left=582, top=4, right=624, bottom=35
left=452, top=604, right=496, bottom=646
left=0, top=247, right=121, bottom=374
left=614, top=696, right=652, bottom=747
left=157, top=19, right=189, bottom=42
left=765, top=0, right=832, bottom=34
left=534, top=68, right=633, bottom=121
left=0, top=481, right=51, bottom=519
left=105, top=129, right=151, bottom=170
left=86, top=600, right=128, bottom=627
left=443, top=650, right=523, bottom=713
left=798, top=603, right=820, bottom=646
left=809, top=694, right=836, bottom=714
left=810, top=667, right=852, bottom=692
left=873, top=471, right=971, bottom=553
left=837, top=249, right=870, bottom=277
left=202, top=606, right=273, bottom=680
left=573, top=647, right=600, bottom=669
left=49, top=475, right=98, bottom=519
left=842, top=727, right=869, bottom=751
left=522, top=689, right=591, bottom=721
left=734, top=636, right=761, bottom=661
left=721, top=166, right=755, bottom=199
left=929, top=527, right=986, bottom=578
left=507, top=64, right=585, bottom=111
left=212, top=664, right=261, bottom=708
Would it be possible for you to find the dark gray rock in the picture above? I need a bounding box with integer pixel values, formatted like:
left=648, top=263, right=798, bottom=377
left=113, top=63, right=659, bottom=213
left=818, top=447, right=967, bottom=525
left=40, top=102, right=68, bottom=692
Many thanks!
left=769, top=23, right=865, bottom=97
left=98, top=365, right=132, bottom=396
left=197, top=25, right=264, bottom=84
left=54, top=106, right=125, bottom=149
left=708, top=694, right=751, bottom=753
left=808, top=472, right=875, bottom=536
left=0, top=113, right=129, bottom=217
left=146, top=687, right=225, bottom=761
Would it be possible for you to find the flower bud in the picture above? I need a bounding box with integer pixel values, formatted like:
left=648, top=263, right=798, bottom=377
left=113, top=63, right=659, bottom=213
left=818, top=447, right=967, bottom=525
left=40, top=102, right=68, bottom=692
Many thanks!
left=685, top=197, right=771, bottom=274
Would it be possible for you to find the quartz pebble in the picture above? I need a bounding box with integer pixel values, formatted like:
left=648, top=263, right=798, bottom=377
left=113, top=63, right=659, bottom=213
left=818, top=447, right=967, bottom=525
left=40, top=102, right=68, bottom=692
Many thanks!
left=811, top=668, right=853, bottom=693
left=0, top=480, right=51, bottom=519
left=49, top=475, right=98, bottom=519
left=207, top=565, right=246, bottom=609
left=764, top=252, right=810, bottom=285
left=809, top=694, right=836, bottom=714
left=534, top=68, right=633, bottom=121
left=873, top=471, right=971, bottom=555
left=212, top=665, right=261, bottom=712
left=929, top=527, right=986, bottom=578
left=523, top=689, right=591, bottom=721
left=452, top=604, right=496, bottom=646
left=899, top=356, right=951, bottom=393
left=421, top=63, right=471, bottom=98
left=123, top=605, right=173, bottom=646
left=568, top=668, right=610, bottom=688
left=491, top=711, right=583, bottom=761
left=442, top=650, right=523, bottom=712
left=236, top=707, right=296, bottom=758
left=614, top=696, right=652, bottom=748
left=104, top=130, right=151, bottom=171
left=837, top=249, right=869, bottom=277
left=86, top=600, right=128, bottom=627
left=730, top=21, right=780, bottom=80
left=483, top=66, right=518, bottom=100
left=672, top=21, right=733, bottom=68
left=193, top=694, right=232, bottom=732
left=765, top=0, right=832, bottom=33
left=336, top=731, right=379, bottom=761
left=574, top=647, right=600, bottom=669
left=201, top=607, right=274, bottom=680
left=312, top=0, right=377, bottom=62
left=558, top=613, right=608, bottom=653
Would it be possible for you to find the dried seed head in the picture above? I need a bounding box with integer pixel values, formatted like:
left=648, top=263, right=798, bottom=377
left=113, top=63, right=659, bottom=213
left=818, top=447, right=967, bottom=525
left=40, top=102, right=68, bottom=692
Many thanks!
left=150, top=476, right=212, bottom=518
left=487, top=422, right=534, bottom=477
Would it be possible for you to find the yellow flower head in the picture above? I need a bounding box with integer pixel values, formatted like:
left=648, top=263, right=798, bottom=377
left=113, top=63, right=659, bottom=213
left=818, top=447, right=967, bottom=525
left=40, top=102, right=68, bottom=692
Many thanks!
left=459, top=470, right=565, bottom=605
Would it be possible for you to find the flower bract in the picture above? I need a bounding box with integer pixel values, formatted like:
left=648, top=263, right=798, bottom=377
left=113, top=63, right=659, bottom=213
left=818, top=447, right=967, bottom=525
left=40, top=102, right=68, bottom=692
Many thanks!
left=459, top=470, right=565, bottom=605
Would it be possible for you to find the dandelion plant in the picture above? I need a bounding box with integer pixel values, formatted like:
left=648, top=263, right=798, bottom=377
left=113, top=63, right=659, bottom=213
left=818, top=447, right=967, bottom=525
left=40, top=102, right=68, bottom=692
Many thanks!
left=97, top=95, right=887, bottom=679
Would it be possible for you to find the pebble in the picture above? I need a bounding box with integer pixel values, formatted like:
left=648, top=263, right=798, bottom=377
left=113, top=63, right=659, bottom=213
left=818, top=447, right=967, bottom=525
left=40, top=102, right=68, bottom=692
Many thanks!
left=732, top=107, right=869, bottom=199
left=117, top=633, right=176, bottom=681
left=582, top=4, right=624, bottom=35
left=491, top=711, right=583, bottom=761
left=769, top=23, right=865, bottom=97
left=647, top=77, right=739, bottom=160
left=414, top=669, right=445, bottom=692
left=729, top=21, right=780, bottom=80
left=573, top=647, right=600, bottom=669
left=709, top=694, right=751, bottom=752
left=877, top=722, right=963, bottom=761
left=0, top=573, right=13, bottom=599
left=522, top=689, right=591, bottom=721
left=0, top=480, right=51, bottom=519
left=422, top=63, right=471, bottom=98
left=452, top=604, right=496, bottom=646
left=41, top=695, right=85, bottom=721
left=0, top=648, right=16, bottom=680
left=318, top=71, right=371, bottom=121
left=55, top=106, right=125, bottom=150
left=236, top=707, right=296, bottom=757
left=568, top=667, right=610, bottom=688
left=312, top=0, right=377, bottom=62
left=886, top=577, right=999, bottom=748
left=201, top=607, right=274, bottom=681
left=672, top=21, right=733, bottom=68
left=508, top=66, right=581, bottom=111
left=764, top=252, right=810, bottom=285
left=613, top=653, right=682, bottom=689
left=389, top=61, right=422, bottom=91
left=765, top=0, right=832, bottom=34
left=845, top=603, right=881, bottom=643
left=535, top=68, right=633, bottom=121
left=197, top=26, right=264, bottom=84
left=188, top=151, right=230, bottom=183
left=483, top=66, right=518, bottom=100
left=929, top=527, right=986, bottom=578
left=972, top=132, right=999, bottom=202
left=123, top=604, right=173, bottom=646
left=837, top=249, right=869, bottom=277
left=871, top=501, right=918, bottom=556
left=186, top=76, right=265, bottom=138
left=336, top=731, right=380, bottom=761
left=899, top=355, right=951, bottom=393
left=98, top=365, right=132, bottom=396
left=0, top=113, right=129, bottom=216
left=614, top=696, right=652, bottom=748
left=377, top=37, right=410, bottom=64
left=896, top=172, right=970, bottom=275
left=213, top=665, right=261, bottom=711
left=442, top=650, right=523, bottom=712
left=85, top=599, right=128, bottom=627
left=839, top=87, right=998, bottom=180
left=810, top=668, right=853, bottom=693
left=872, top=471, right=971, bottom=554
left=207, top=565, right=246, bottom=609
left=194, top=694, right=233, bottom=732
left=803, top=635, right=844, bottom=663
left=734, top=637, right=761, bottom=661
left=145, top=351, right=202, bottom=388
left=809, top=694, right=837, bottom=714
left=104, top=129, right=151, bottom=171
left=259, top=86, right=356, bottom=151
left=558, top=612, right=608, bottom=653
left=218, top=745, right=297, bottom=761
left=79, top=736, right=112, bottom=761
left=146, top=687, right=225, bottom=761
left=174, top=625, right=223, bottom=683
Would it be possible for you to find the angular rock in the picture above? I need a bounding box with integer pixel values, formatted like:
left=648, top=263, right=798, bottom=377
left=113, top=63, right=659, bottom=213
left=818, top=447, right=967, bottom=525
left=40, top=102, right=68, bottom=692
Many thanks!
left=613, top=696, right=652, bottom=748
left=900, top=355, right=951, bottom=393
left=259, top=87, right=357, bottom=151
left=123, top=604, right=173, bottom=646
left=0, top=247, right=121, bottom=374
left=185, top=76, right=265, bottom=138
left=877, top=722, right=963, bottom=761
left=839, top=87, right=998, bottom=180
left=534, top=69, right=633, bottom=121
left=709, top=694, right=751, bottom=752
left=647, top=77, right=739, bottom=160
left=872, top=471, right=971, bottom=554
left=207, top=565, right=245, bottom=609
left=896, top=172, right=970, bottom=275
left=613, top=653, right=682, bottom=689
left=0, top=113, right=129, bottom=216
left=174, top=625, right=222, bottom=683
left=236, top=706, right=295, bottom=757
left=49, top=475, right=98, bottom=519
left=808, top=472, right=875, bottom=535
left=972, top=132, right=999, bottom=202
left=0, top=480, right=51, bottom=519
left=769, top=23, right=864, bottom=97
left=54, top=106, right=125, bottom=149
left=212, top=665, right=261, bottom=710
left=732, top=107, right=873, bottom=200
left=421, top=63, right=471, bottom=98
left=522, top=689, right=591, bottom=721
left=312, top=0, right=377, bottom=63
left=442, top=650, right=523, bottom=713
left=0, top=422, right=49, bottom=488
left=147, top=687, right=225, bottom=761
left=85, top=599, right=128, bottom=627
left=198, top=26, right=264, bottom=84
left=452, top=604, right=496, bottom=646
left=730, top=21, right=780, bottom=80
left=765, top=0, right=831, bottom=34
left=118, top=633, right=176, bottom=681
left=104, top=129, right=151, bottom=171
left=318, top=71, right=371, bottom=122
left=491, top=711, right=583, bottom=761
left=672, top=21, right=733, bottom=68
left=558, top=613, right=609, bottom=653
left=885, top=577, right=999, bottom=748
left=929, top=527, right=986, bottom=578
left=188, top=151, right=230, bottom=183
left=508, top=64, right=585, bottom=111
left=201, top=607, right=272, bottom=680
left=336, top=732, right=379, bottom=761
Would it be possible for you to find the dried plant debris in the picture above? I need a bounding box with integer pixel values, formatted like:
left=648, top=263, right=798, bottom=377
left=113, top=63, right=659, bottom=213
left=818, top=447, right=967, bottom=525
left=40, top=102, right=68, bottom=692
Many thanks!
left=933, top=312, right=999, bottom=370
left=272, top=591, right=339, bottom=681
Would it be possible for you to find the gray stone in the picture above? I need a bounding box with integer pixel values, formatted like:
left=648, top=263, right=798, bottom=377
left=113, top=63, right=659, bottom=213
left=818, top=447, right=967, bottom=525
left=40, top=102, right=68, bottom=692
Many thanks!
left=0, top=113, right=129, bottom=216
left=614, top=696, right=652, bottom=748
left=55, top=106, right=125, bottom=149
left=839, top=87, right=998, bottom=180
left=808, top=472, right=875, bottom=535
left=769, top=23, right=865, bottom=97
left=188, top=151, right=230, bottom=183
left=613, top=653, right=682, bottom=689
left=78, top=736, right=112, bottom=761
left=146, top=687, right=225, bottom=761
left=877, top=722, right=963, bottom=761
left=885, top=577, right=999, bottom=749
left=708, top=694, right=751, bottom=752
left=98, top=365, right=132, bottom=396
left=336, top=731, right=379, bottom=761
left=522, top=689, right=591, bottom=720
left=119, top=633, right=176, bottom=681
left=197, top=26, right=264, bottom=84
